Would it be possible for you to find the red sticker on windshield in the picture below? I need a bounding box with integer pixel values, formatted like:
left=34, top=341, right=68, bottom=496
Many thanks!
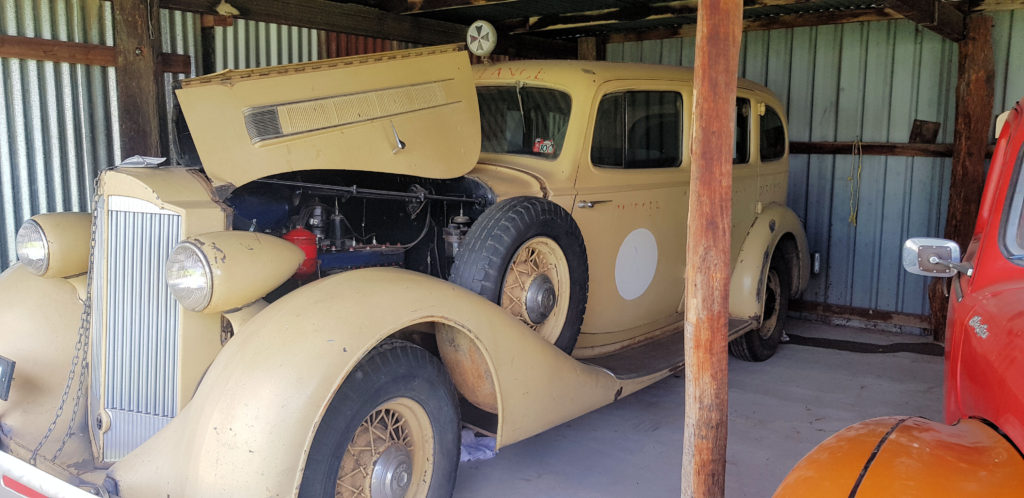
left=532, top=138, right=556, bottom=155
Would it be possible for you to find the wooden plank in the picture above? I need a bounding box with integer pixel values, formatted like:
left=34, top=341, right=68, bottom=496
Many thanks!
left=790, top=141, right=955, bottom=157
left=160, top=0, right=576, bottom=59
left=929, top=14, right=995, bottom=341
left=683, top=1, right=742, bottom=496
left=971, top=0, right=1024, bottom=12
left=576, top=36, right=604, bottom=60
left=114, top=0, right=165, bottom=158
left=607, top=8, right=899, bottom=43
left=790, top=300, right=932, bottom=329
left=0, top=35, right=191, bottom=73
left=886, top=0, right=965, bottom=41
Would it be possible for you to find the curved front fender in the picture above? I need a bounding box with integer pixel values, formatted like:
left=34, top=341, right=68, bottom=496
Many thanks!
left=110, top=268, right=644, bottom=497
left=730, top=204, right=809, bottom=321
left=776, top=416, right=1024, bottom=497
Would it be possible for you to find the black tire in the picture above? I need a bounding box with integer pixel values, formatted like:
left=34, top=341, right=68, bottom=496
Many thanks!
left=449, top=196, right=588, bottom=354
left=299, top=340, right=460, bottom=498
left=729, top=251, right=791, bottom=362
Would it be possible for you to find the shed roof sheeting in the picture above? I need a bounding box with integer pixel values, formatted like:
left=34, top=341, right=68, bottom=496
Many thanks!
left=609, top=12, right=1024, bottom=322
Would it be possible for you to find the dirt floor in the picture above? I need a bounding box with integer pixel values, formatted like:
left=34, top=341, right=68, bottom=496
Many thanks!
left=452, top=318, right=944, bottom=497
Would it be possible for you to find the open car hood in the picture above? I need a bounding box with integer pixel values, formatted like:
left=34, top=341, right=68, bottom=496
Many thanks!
left=175, top=44, right=481, bottom=187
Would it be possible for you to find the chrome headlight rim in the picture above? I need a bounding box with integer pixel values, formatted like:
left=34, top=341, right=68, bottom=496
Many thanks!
left=165, top=241, right=214, bottom=312
left=16, top=219, right=50, bottom=275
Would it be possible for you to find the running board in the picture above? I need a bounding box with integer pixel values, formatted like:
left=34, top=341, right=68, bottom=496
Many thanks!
left=581, top=318, right=757, bottom=380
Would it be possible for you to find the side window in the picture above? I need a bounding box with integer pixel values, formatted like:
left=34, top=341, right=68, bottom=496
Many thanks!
left=1002, top=145, right=1024, bottom=261
left=735, top=98, right=750, bottom=164
left=591, top=91, right=682, bottom=169
left=760, top=105, right=786, bottom=162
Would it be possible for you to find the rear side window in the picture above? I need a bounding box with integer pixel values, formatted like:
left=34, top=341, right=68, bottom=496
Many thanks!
left=591, top=91, right=682, bottom=169
left=761, top=105, right=786, bottom=162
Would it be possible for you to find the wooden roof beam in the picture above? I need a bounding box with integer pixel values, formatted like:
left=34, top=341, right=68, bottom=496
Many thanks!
left=160, top=0, right=575, bottom=58
left=607, top=8, right=900, bottom=43
left=886, top=0, right=965, bottom=41
left=497, top=0, right=812, bottom=35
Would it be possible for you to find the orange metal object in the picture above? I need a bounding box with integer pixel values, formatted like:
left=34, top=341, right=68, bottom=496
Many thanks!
left=776, top=416, right=1024, bottom=497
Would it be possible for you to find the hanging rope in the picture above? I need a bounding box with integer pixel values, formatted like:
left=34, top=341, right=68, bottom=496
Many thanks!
left=848, top=139, right=863, bottom=226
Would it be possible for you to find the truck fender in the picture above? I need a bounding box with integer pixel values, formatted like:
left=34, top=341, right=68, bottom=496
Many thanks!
left=109, top=268, right=649, bottom=497
left=775, top=417, right=1024, bottom=496
left=730, top=204, right=809, bottom=322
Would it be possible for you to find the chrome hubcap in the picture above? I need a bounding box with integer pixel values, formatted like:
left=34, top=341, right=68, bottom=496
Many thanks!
left=525, top=274, right=557, bottom=324
left=370, top=445, right=413, bottom=498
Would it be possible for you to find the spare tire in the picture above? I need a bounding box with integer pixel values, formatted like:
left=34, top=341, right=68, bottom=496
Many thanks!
left=449, top=197, right=588, bottom=354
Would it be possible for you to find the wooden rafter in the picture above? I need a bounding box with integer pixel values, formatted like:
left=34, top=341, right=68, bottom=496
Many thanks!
left=886, top=0, right=965, bottom=41
left=496, top=0, right=812, bottom=35
left=160, top=0, right=575, bottom=58
left=607, top=7, right=899, bottom=43
left=354, top=0, right=516, bottom=14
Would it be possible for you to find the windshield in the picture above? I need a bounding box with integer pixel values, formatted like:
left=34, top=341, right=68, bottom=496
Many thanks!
left=477, top=85, right=571, bottom=159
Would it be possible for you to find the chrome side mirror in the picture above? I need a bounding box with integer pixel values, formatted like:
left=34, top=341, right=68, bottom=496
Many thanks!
left=902, top=237, right=971, bottom=277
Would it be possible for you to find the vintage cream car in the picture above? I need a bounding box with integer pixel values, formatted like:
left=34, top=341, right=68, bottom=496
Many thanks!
left=0, top=43, right=808, bottom=497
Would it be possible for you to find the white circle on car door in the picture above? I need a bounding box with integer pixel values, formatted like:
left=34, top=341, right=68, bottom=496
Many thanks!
left=615, top=228, right=658, bottom=300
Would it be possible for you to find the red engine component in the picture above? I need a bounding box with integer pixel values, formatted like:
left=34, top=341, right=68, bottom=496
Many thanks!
left=283, top=228, right=318, bottom=278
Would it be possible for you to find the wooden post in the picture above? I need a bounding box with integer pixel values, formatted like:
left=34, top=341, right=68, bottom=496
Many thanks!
left=928, top=14, right=994, bottom=342
left=683, top=1, right=742, bottom=496
left=113, top=0, right=165, bottom=159
left=577, top=36, right=605, bottom=61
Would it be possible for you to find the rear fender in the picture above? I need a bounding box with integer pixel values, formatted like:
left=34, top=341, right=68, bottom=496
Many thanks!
left=109, top=268, right=649, bottom=497
left=730, top=204, right=809, bottom=321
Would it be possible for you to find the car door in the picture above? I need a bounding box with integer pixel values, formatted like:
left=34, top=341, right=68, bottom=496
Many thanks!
left=571, top=82, right=689, bottom=342
left=945, top=101, right=1024, bottom=445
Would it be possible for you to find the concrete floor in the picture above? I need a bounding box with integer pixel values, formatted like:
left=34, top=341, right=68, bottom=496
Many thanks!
left=453, top=319, right=944, bottom=497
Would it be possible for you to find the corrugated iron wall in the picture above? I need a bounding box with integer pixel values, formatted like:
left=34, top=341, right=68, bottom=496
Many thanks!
left=608, top=12, right=1024, bottom=319
left=0, top=0, right=117, bottom=268
left=210, top=19, right=319, bottom=71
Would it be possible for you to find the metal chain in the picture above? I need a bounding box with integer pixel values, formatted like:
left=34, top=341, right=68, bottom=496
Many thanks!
left=29, top=187, right=100, bottom=466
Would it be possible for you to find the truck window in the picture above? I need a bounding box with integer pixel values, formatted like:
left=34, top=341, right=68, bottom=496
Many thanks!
left=760, top=105, right=786, bottom=162
left=591, top=91, right=683, bottom=169
left=1002, top=145, right=1024, bottom=261
left=735, top=98, right=750, bottom=164
left=477, top=86, right=571, bottom=159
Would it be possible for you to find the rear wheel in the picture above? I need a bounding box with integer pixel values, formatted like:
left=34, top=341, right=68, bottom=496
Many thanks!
left=299, top=340, right=460, bottom=498
left=729, top=251, right=790, bottom=362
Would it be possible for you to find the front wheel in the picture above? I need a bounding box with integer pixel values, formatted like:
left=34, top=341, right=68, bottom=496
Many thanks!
left=729, top=250, right=791, bottom=362
left=299, top=340, right=460, bottom=498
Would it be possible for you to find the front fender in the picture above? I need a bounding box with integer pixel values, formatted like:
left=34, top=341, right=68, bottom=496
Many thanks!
left=0, top=265, right=93, bottom=472
left=110, top=268, right=641, bottom=497
left=776, top=416, right=1024, bottom=496
left=730, top=204, right=809, bottom=321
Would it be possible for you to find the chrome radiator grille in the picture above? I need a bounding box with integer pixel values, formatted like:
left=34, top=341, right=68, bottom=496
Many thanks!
left=90, top=196, right=182, bottom=462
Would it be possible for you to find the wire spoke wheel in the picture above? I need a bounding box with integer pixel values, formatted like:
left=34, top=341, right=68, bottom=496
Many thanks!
left=500, top=236, right=571, bottom=344
left=336, top=398, right=434, bottom=498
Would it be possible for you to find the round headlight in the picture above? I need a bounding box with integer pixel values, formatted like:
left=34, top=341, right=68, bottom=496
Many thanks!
left=165, top=241, right=213, bottom=312
left=16, top=220, right=49, bottom=275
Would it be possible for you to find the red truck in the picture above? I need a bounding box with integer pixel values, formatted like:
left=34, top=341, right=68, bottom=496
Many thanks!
left=776, top=99, right=1024, bottom=496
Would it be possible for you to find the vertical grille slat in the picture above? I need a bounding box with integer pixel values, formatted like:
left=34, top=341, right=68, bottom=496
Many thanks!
left=91, top=196, right=182, bottom=462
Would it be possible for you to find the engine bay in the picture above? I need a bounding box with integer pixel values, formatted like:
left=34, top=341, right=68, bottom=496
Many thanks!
left=225, top=171, right=494, bottom=289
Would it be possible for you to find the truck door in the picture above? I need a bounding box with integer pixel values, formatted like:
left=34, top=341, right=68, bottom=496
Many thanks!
left=945, top=101, right=1024, bottom=446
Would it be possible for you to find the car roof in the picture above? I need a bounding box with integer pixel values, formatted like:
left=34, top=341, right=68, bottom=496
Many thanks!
left=472, top=59, right=775, bottom=97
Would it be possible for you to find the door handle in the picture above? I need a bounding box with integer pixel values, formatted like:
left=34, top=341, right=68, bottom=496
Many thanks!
left=577, top=200, right=611, bottom=209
